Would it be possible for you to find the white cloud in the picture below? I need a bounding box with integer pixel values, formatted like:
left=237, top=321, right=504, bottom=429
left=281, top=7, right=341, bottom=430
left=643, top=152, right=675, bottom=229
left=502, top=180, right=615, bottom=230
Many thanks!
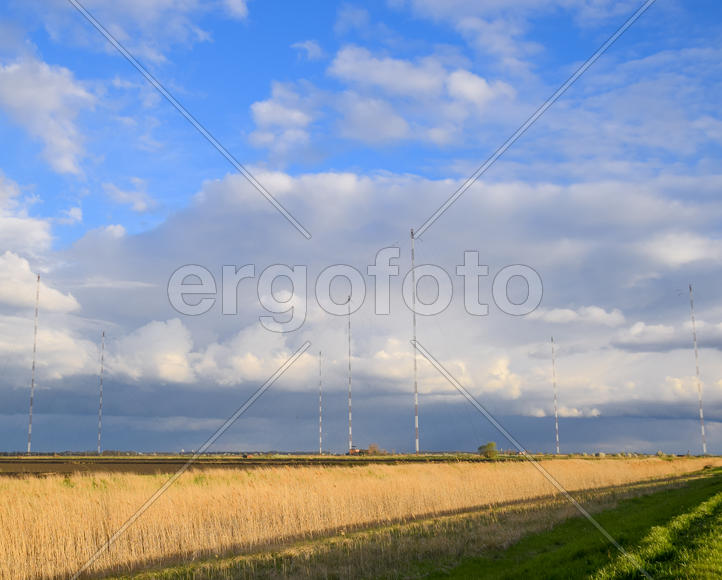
left=0, top=164, right=719, bottom=439
left=337, top=92, right=410, bottom=143
left=291, top=40, right=324, bottom=61
left=558, top=406, right=601, bottom=418
left=531, top=306, right=625, bottom=327
left=329, top=46, right=446, bottom=97
left=613, top=322, right=680, bottom=352
left=31, top=0, right=249, bottom=64
left=0, top=314, right=96, bottom=380
left=223, top=0, right=248, bottom=19
left=252, top=100, right=311, bottom=128
left=192, top=325, right=312, bottom=388
left=484, top=358, right=522, bottom=399
left=334, top=5, right=370, bottom=35
left=251, top=45, right=516, bottom=149
left=103, top=178, right=157, bottom=213
left=57, top=206, right=83, bottom=225
left=395, top=0, right=637, bottom=71
left=249, top=83, right=314, bottom=155
left=102, top=224, right=127, bottom=239
left=0, top=58, right=94, bottom=174
left=639, top=232, right=722, bottom=268
left=446, top=69, right=514, bottom=106
left=613, top=319, right=722, bottom=354
left=77, top=276, right=156, bottom=290
left=109, top=319, right=196, bottom=384
left=664, top=375, right=698, bottom=398
left=105, top=320, right=313, bottom=389
left=0, top=252, right=79, bottom=312
left=249, top=128, right=310, bottom=155
left=0, top=173, right=51, bottom=255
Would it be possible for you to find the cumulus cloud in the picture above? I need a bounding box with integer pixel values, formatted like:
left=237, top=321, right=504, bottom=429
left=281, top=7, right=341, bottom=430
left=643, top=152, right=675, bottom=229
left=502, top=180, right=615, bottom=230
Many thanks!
left=613, top=322, right=680, bottom=352
left=104, top=319, right=314, bottom=389
left=319, top=46, right=516, bottom=146
left=329, top=46, right=446, bottom=97
left=0, top=173, right=51, bottom=255
left=558, top=406, right=601, bottom=418
left=0, top=161, right=721, bottom=451
left=483, top=358, right=522, bottom=399
left=328, top=45, right=515, bottom=108
left=0, top=314, right=96, bottom=380
left=0, top=252, right=79, bottom=313
left=249, top=83, right=314, bottom=155
left=252, top=100, right=312, bottom=129
left=639, top=232, right=722, bottom=268
left=530, top=306, right=625, bottom=327
left=613, top=320, right=722, bottom=353
left=446, top=69, right=514, bottom=106
left=109, top=319, right=196, bottom=384
left=0, top=58, right=94, bottom=174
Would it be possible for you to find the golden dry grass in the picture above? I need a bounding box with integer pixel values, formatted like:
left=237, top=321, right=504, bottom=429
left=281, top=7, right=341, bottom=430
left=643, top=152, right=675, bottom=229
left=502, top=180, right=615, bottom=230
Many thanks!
left=130, top=476, right=700, bottom=580
left=1, top=457, right=720, bottom=579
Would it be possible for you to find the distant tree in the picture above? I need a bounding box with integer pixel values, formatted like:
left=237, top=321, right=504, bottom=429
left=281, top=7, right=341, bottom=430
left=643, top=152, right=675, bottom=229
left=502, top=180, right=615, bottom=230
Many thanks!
left=367, top=443, right=385, bottom=455
left=478, top=441, right=498, bottom=459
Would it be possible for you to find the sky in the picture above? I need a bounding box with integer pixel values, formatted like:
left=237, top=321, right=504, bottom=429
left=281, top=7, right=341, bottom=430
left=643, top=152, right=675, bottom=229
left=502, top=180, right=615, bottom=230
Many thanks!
left=0, top=0, right=721, bottom=455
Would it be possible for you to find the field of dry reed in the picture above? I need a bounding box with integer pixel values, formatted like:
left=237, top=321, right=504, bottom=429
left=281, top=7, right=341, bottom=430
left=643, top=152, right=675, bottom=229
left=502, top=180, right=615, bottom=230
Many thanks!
left=1, top=457, right=720, bottom=579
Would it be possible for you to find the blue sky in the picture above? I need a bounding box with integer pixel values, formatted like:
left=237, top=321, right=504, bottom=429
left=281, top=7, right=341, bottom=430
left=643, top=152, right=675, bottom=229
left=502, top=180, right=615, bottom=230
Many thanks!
left=0, top=0, right=721, bottom=454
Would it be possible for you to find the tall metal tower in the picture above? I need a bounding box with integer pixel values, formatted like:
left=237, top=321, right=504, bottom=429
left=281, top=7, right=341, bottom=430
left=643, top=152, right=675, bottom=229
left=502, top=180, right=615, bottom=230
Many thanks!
left=551, top=336, right=560, bottom=455
left=27, top=274, right=40, bottom=455
left=411, top=228, right=419, bottom=454
left=318, top=350, right=323, bottom=455
left=688, top=284, right=707, bottom=455
left=97, top=331, right=105, bottom=455
left=347, top=296, right=353, bottom=453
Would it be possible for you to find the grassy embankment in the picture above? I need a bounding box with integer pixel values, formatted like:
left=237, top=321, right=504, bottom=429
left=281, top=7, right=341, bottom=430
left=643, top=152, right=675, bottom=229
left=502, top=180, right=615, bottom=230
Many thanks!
left=437, top=465, right=722, bottom=579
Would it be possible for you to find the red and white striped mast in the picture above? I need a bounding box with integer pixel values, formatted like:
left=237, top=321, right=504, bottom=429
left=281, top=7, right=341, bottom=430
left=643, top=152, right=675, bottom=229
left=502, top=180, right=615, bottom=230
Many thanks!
left=688, top=284, right=707, bottom=455
left=97, top=331, right=105, bottom=455
left=26, top=274, right=40, bottom=454
left=411, top=228, right=419, bottom=454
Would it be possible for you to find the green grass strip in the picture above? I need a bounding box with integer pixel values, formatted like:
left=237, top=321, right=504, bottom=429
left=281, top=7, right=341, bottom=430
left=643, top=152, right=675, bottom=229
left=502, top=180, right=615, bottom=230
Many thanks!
left=437, top=469, right=722, bottom=579
left=594, top=488, right=722, bottom=579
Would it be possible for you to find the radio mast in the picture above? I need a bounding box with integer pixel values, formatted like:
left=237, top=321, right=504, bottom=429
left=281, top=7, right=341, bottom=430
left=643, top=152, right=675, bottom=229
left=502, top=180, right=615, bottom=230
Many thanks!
left=411, top=228, right=419, bottom=454
left=347, top=296, right=352, bottom=453
left=27, top=274, right=40, bottom=455
left=551, top=336, right=560, bottom=455
left=318, top=350, right=323, bottom=455
left=97, top=331, right=105, bottom=455
left=688, top=284, right=707, bottom=455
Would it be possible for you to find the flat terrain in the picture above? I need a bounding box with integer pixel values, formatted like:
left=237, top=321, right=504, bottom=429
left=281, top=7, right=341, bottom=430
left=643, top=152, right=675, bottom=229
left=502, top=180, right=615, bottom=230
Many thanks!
left=0, top=453, right=499, bottom=476
left=115, top=466, right=722, bottom=580
left=2, top=456, right=720, bottom=579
